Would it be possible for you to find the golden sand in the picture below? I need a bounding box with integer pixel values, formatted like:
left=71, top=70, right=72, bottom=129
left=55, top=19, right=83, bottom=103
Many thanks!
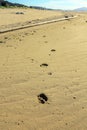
left=0, top=8, right=87, bottom=130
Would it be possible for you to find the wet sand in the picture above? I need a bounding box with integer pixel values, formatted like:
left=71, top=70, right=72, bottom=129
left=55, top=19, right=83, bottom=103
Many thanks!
left=0, top=8, right=87, bottom=130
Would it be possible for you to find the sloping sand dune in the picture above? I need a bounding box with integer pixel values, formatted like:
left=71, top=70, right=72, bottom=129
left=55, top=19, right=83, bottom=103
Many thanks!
left=0, top=9, right=87, bottom=130
left=0, top=8, right=64, bottom=26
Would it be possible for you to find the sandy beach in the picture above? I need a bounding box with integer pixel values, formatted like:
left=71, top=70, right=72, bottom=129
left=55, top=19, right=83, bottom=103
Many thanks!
left=0, top=8, right=87, bottom=130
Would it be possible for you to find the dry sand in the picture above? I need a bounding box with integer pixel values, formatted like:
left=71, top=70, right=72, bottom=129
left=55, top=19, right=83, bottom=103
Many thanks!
left=0, top=8, right=87, bottom=130
left=0, top=8, right=64, bottom=26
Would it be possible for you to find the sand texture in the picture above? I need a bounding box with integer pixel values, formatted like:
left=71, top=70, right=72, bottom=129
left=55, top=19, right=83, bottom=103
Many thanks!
left=0, top=8, right=64, bottom=26
left=0, top=8, right=87, bottom=130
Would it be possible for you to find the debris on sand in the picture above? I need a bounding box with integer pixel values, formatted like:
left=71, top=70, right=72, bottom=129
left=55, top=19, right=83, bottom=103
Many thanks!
left=51, top=49, right=56, bottom=52
left=4, top=37, right=8, bottom=39
left=16, top=12, right=24, bottom=15
left=48, top=72, right=52, bottom=75
left=64, top=15, right=68, bottom=18
left=37, top=93, right=48, bottom=104
left=73, top=96, right=76, bottom=99
left=40, top=63, right=48, bottom=67
left=43, top=35, right=46, bottom=38
left=0, top=41, right=4, bottom=43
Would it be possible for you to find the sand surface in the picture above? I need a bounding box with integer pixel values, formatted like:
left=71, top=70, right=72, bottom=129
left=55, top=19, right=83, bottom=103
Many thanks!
left=0, top=8, right=87, bottom=130
left=0, top=8, right=64, bottom=26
